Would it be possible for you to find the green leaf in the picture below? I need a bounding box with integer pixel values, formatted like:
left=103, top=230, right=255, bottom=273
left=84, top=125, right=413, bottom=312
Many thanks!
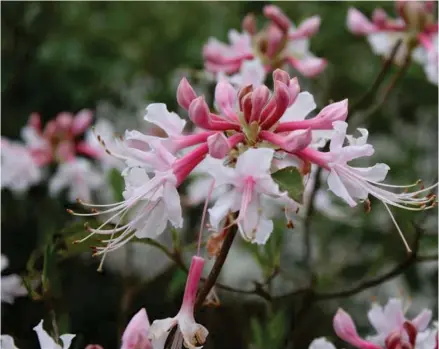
left=108, top=168, right=125, bottom=202
left=271, top=166, right=304, bottom=203
left=167, top=269, right=187, bottom=299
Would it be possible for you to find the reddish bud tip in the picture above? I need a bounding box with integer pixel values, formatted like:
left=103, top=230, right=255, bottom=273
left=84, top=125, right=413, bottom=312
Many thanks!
left=177, top=77, right=197, bottom=110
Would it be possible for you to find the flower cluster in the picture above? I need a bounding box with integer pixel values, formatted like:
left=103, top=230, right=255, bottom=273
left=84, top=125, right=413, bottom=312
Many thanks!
left=1, top=112, right=121, bottom=202
left=203, top=4, right=327, bottom=87
left=347, top=1, right=438, bottom=84
left=72, top=67, right=436, bottom=256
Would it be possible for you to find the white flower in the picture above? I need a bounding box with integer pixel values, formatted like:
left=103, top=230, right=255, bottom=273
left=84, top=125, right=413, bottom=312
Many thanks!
left=1, top=254, right=27, bottom=304
left=367, top=298, right=433, bottom=346
left=207, top=148, right=284, bottom=244
left=1, top=139, right=43, bottom=193
left=1, top=320, right=75, bottom=349
left=308, top=337, right=337, bottom=349
left=367, top=31, right=410, bottom=65
left=49, top=158, right=103, bottom=202
left=228, top=58, right=266, bottom=88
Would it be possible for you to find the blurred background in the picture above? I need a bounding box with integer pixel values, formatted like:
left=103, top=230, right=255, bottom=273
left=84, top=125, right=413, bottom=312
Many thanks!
left=1, top=2, right=437, bottom=349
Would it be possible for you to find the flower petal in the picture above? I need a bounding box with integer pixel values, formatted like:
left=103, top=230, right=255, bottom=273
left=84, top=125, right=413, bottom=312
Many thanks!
left=0, top=335, right=18, bottom=349
left=145, top=103, right=186, bottom=137
left=33, top=320, right=57, bottom=349
left=163, top=182, right=183, bottom=228
left=279, top=92, right=316, bottom=122
left=235, top=148, right=274, bottom=177
left=327, top=170, right=357, bottom=207
left=60, top=334, right=76, bottom=349
left=208, top=190, right=237, bottom=230
left=412, top=309, right=432, bottom=332
left=349, top=163, right=390, bottom=182
left=309, top=337, right=337, bottom=349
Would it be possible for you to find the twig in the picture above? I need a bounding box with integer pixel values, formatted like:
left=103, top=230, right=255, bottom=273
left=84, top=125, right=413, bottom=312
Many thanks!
left=349, top=39, right=403, bottom=115
left=195, top=224, right=238, bottom=309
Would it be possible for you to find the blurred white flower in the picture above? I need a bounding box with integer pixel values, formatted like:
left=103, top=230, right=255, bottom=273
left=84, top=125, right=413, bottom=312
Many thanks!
left=1, top=254, right=27, bottom=304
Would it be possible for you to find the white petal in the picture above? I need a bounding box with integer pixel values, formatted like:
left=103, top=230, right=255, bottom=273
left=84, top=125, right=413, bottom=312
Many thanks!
left=60, top=334, right=76, bottom=349
left=0, top=335, right=19, bottom=349
left=308, top=337, right=337, bottom=349
left=145, top=103, right=186, bottom=137
left=346, top=128, right=369, bottom=146
left=148, top=318, right=177, bottom=342
left=208, top=190, right=237, bottom=230
left=134, top=201, right=168, bottom=238
left=329, top=121, right=348, bottom=153
left=255, top=175, right=282, bottom=196
left=367, top=32, right=408, bottom=65
left=383, top=298, right=405, bottom=329
left=1, top=254, right=9, bottom=271
left=279, top=92, right=316, bottom=122
left=235, top=148, right=274, bottom=177
left=337, top=144, right=374, bottom=163
left=163, top=182, right=183, bottom=228
left=367, top=303, right=389, bottom=335
left=33, top=320, right=57, bottom=349
left=229, top=58, right=266, bottom=88
left=349, top=163, right=389, bottom=182
left=205, top=156, right=236, bottom=187
left=239, top=196, right=274, bottom=244
left=412, top=309, right=432, bottom=332
left=327, top=170, right=357, bottom=207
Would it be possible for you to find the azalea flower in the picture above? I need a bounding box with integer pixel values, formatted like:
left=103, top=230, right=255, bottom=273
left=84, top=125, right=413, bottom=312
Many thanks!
left=0, top=320, right=75, bottom=349
left=203, top=4, right=326, bottom=83
left=207, top=148, right=285, bottom=244
left=49, top=158, right=103, bottom=203
left=148, top=256, right=208, bottom=349
left=121, top=308, right=151, bottom=349
left=347, top=3, right=438, bottom=85
left=1, top=254, right=27, bottom=304
left=1, top=139, right=43, bottom=193
left=296, top=120, right=437, bottom=250
left=333, top=300, right=438, bottom=349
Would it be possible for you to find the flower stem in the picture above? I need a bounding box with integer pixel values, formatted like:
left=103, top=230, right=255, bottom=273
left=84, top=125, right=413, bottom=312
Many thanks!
left=195, top=221, right=238, bottom=310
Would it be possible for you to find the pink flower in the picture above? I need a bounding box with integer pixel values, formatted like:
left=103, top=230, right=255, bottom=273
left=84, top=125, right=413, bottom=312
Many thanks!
left=202, top=5, right=326, bottom=83
left=346, top=4, right=438, bottom=84
left=148, top=256, right=208, bottom=349
left=121, top=308, right=151, bottom=349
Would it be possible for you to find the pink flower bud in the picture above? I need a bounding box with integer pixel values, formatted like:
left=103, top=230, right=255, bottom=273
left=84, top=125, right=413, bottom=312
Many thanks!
left=333, top=309, right=381, bottom=349
left=347, top=8, right=378, bottom=35
left=283, top=129, right=312, bottom=152
left=292, top=16, right=321, bottom=39
left=385, top=332, right=402, bottom=349
left=29, top=113, right=41, bottom=131
left=85, top=345, right=104, bottom=349
left=189, top=96, right=211, bottom=129
left=263, top=5, right=291, bottom=33
left=291, top=57, right=327, bottom=77
left=121, top=308, right=151, bottom=349
left=43, top=120, right=57, bottom=139
left=403, top=321, right=417, bottom=346
left=215, top=80, right=236, bottom=117
left=288, top=77, right=300, bottom=106
left=207, top=132, right=229, bottom=159
left=273, top=69, right=291, bottom=85
left=371, top=8, right=388, bottom=27
left=56, top=112, right=74, bottom=131
left=242, top=13, right=257, bottom=35
left=266, top=24, right=283, bottom=58
left=72, top=109, right=93, bottom=136
left=250, top=85, right=271, bottom=123
left=260, top=80, right=289, bottom=128
left=313, top=99, right=348, bottom=127
left=177, top=77, right=197, bottom=110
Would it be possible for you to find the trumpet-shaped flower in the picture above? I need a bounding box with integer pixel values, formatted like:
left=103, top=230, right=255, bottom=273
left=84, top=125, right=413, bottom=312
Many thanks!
left=207, top=148, right=284, bottom=244
left=203, top=5, right=326, bottom=82
left=0, top=320, right=75, bottom=349
left=1, top=139, right=43, bottom=193
left=148, top=256, right=208, bottom=349
left=49, top=158, right=103, bottom=203
left=332, top=301, right=438, bottom=349
left=346, top=4, right=438, bottom=84
left=1, top=254, right=27, bottom=304
left=121, top=308, right=152, bottom=349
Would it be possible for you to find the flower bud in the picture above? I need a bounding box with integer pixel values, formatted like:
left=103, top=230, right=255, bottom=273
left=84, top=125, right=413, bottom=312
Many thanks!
left=263, top=5, right=291, bottom=33
left=288, top=77, right=300, bottom=106
left=273, top=69, right=291, bottom=85
left=215, top=80, right=236, bottom=115
left=72, top=109, right=93, bottom=136
left=314, top=99, right=348, bottom=127
left=292, top=57, right=327, bottom=77
left=189, top=96, right=211, bottom=129
left=121, top=308, right=151, bottom=349
left=403, top=321, right=417, bottom=346
left=85, top=345, right=104, bottom=349
left=293, top=16, right=321, bottom=38
left=283, top=128, right=312, bottom=152
left=250, top=85, right=271, bottom=122
left=347, top=8, right=377, bottom=35
left=371, top=8, right=388, bottom=26
left=207, top=132, right=229, bottom=159
left=56, top=112, right=73, bottom=131
left=242, top=13, right=257, bottom=35
left=177, top=77, right=197, bottom=110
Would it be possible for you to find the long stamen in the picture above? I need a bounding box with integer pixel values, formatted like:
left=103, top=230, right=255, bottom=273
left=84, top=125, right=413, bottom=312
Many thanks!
left=383, top=202, right=412, bottom=253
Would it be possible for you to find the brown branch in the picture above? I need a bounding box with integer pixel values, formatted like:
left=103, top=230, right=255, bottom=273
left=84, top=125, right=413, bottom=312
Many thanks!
left=195, top=224, right=238, bottom=309
left=349, top=39, right=403, bottom=115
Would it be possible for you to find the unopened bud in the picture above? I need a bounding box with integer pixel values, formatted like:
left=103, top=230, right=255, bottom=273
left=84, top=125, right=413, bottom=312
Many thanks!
left=273, top=69, right=291, bottom=85
left=189, top=96, right=211, bottom=129
left=242, top=13, right=257, bottom=35
left=177, top=77, right=197, bottom=110
left=207, top=132, right=229, bottom=159
left=263, top=5, right=291, bottom=33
